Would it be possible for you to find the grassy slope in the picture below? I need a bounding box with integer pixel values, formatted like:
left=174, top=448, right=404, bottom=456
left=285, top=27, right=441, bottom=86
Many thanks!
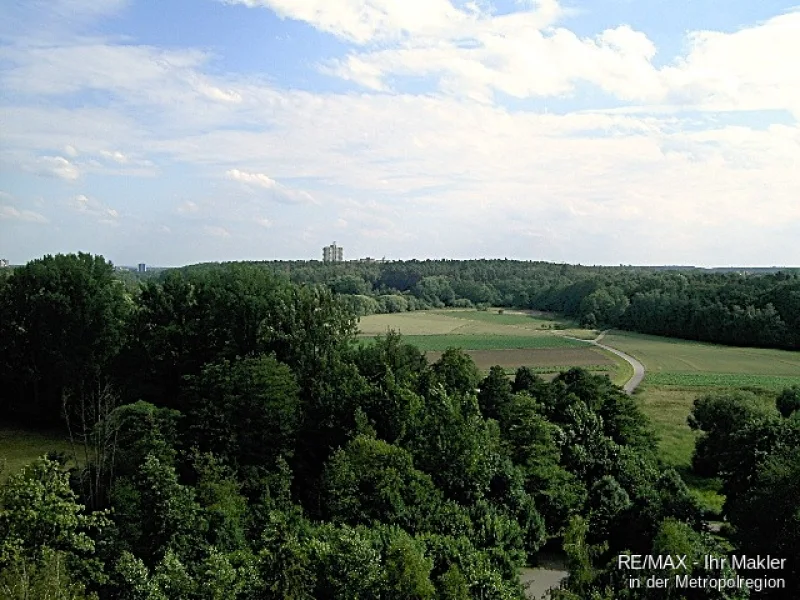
left=605, top=331, right=800, bottom=515
left=0, top=427, right=75, bottom=483
left=602, top=331, right=800, bottom=377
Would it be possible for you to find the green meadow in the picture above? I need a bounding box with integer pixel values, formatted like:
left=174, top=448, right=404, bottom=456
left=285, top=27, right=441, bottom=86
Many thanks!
left=0, top=426, right=75, bottom=483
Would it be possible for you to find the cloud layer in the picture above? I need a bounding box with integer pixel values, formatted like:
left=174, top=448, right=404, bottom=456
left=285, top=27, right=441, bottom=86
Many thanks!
left=1, top=0, right=798, bottom=266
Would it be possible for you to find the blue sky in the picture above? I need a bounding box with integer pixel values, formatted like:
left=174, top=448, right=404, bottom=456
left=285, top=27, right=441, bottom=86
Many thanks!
left=1, top=0, right=799, bottom=267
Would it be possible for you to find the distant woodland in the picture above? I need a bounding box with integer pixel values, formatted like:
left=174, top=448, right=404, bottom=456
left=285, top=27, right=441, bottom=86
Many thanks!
left=180, top=260, right=800, bottom=350
left=0, top=254, right=797, bottom=599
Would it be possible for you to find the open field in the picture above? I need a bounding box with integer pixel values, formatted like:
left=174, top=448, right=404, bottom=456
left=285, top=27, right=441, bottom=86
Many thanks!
left=359, top=309, right=630, bottom=384
left=602, top=331, right=800, bottom=378
left=599, top=331, right=800, bottom=514
left=0, top=427, right=75, bottom=483
left=358, top=309, right=596, bottom=338
left=645, top=372, right=800, bottom=390
left=632, top=383, right=779, bottom=516
left=386, top=334, right=585, bottom=351
left=429, top=309, right=571, bottom=328
left=424, top=347, right=615, bottom=372
left=359, top=319, right=798, bottom=515
left=359, top=311, right=471, bottom=336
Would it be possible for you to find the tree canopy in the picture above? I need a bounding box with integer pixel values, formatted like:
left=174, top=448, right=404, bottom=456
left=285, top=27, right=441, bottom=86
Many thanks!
left=1, top=254, right=796, bottom=599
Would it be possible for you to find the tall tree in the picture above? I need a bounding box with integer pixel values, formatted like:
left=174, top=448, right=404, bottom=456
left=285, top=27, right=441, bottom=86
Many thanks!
left=0, top=253, right=129, bottom=424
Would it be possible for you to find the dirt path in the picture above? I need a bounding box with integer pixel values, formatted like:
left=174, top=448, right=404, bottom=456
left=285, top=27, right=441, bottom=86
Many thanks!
left=560, top=330, right=645, bottom=394
left=520, top=552, right=569, bottom=599
left=520, top=567, right=568, bottom=599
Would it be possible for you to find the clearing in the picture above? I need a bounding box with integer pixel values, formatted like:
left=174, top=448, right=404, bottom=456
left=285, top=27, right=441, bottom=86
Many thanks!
left=0, top=426, right=75, bottom=483
left=358, top=309, right=633, bottom=386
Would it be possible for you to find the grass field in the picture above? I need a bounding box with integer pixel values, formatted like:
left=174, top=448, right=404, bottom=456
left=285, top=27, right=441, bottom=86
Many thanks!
left=602, top=331, right=800, bottom=378
left=382, top=334, right=586, bottom=351
left=601, top=331, right=800, bottom=514
left=0, top=427, right=75, bottom=483
left=429, top=309, right=571, bottom=329
left=358, top=309, right=594, bottom=338
left=359, top=318, right=798, bottom=516
left=645, top=372, right=800, bottom=390
left=424, top=347, right=614, bottom=371
left=358, top=309, right=629, bottom=384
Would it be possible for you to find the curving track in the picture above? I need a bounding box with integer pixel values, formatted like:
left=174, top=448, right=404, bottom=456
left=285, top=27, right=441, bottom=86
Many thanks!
left=562, top=330, right=645, bottom=394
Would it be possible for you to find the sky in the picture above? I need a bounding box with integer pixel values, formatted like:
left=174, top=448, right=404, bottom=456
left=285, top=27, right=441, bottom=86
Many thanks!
left=1, top=0, right=799, bottom=267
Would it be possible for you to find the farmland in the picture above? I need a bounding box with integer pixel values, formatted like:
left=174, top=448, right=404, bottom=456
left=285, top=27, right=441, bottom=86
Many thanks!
left=358, top=309, right=585, bottom=337
left=359, top=314, right=800, bottom=514
left=601, top=331, right=800, bottom=377
left=357, top=309, right=631, bottom=382
left=601, top=330, right=800, bottom=512
left=388, top=334, right=584, bottom=351
left=424, top=347, right=615, bottom=372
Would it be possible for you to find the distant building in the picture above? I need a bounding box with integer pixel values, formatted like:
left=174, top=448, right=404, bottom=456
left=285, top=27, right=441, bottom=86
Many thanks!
left=0, top=258, right=9, bottom=268
left=323, top=242, right=344, bottom=263
left=138, top=263, right=147, bottom=273
left=356, top=257, right=387, bottom=264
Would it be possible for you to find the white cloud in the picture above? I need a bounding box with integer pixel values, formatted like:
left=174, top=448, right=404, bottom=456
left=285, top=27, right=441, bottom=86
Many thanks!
left=660, top=12, right=800, bottom=117
left=219, top=0, right=475, bottom=44
left=3, top=2, right=800, bottom=264
left=177, top=200, right=200, bottom=214
left=204, top=225, right=231, bottom=238
left=225, top=169, right=316, bottom=204
left=193, top=80, right=243, bottom=104
left=0, top=205, right=49, bottom=223
left=36, top=155, right=80, bottom=180
left=256, top=217, right=273, bottom=228
left=99, top=150, right=129, bottom=164
left=69, top=194, right=119, bottom=223
left=310, top=3, right=800, bottom=116
left=226, top=169, right=277, bottom=189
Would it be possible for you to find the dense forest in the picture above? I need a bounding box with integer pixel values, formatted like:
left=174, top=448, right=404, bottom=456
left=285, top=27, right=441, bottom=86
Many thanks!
left=0, top=254, right=798, bottom=599
left=177, top=259, right=800, bottom=351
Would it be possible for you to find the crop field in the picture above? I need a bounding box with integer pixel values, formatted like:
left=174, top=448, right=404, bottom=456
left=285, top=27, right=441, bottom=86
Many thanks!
left=424, top=347, right=615, bottom=372
left=602, top=331, right=800, bottom=377
left=600, top=331, right=800, bottom=513
left=359, top=312, right=470, bottom=336
left=645, top=372, right=800, bottom=390
left=358, top=309, right=593, bottom=338
left=388, top=334, right=585, bottom=352
left=429, top=309, right=571, bottom=329
left=358, top=309, right=628, bottom=384
left=0, top=427, right=75, bottom=483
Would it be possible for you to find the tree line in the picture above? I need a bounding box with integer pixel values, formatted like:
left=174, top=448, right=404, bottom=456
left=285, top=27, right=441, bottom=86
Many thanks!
left=180, top=259, right=800, bottom=350
left=0, top=253, right=797, bottom=599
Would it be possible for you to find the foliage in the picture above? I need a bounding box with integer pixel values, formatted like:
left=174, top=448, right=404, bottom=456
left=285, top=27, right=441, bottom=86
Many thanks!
left=0, top=253, right=130, bottom=423
left=221, top=259, right=800, bottom=350
left=321, top=435, right=441, bottom=531
left=776, top=385, right=800, bottom=417
left=431, top=348, right=482, bottom=396
left=0, top=548, right=96, bottom=600
left=4, top=255, right=788, bottom=600
left=186, top=356, right=301, bottom=472
left=0, top=457, right=109, bottom=565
